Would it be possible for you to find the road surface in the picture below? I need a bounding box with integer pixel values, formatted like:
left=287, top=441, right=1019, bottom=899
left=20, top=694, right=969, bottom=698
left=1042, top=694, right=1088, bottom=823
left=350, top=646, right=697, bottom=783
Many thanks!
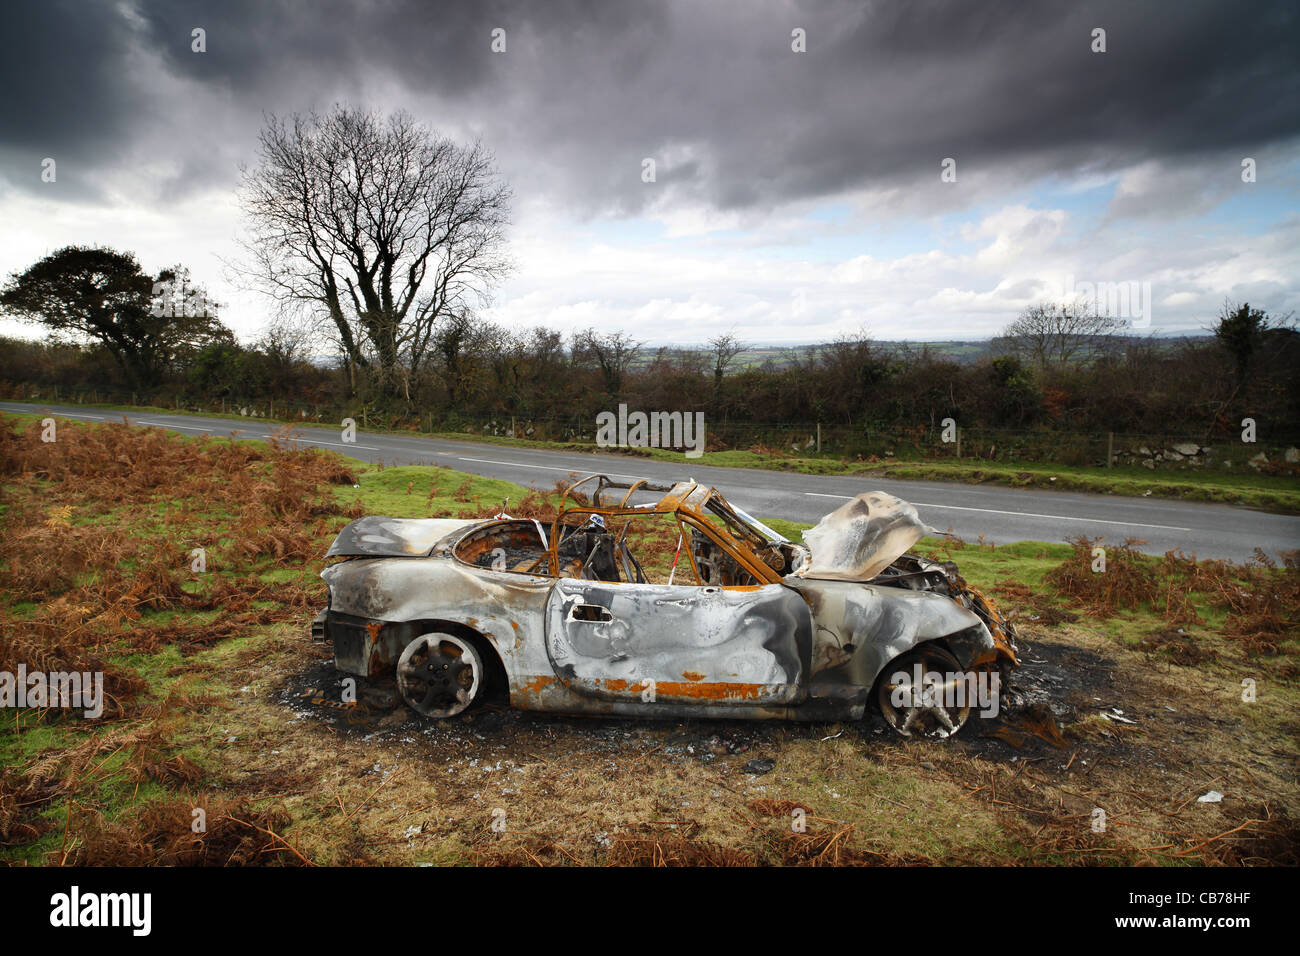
left=4, top=401, right=1296, bottom=563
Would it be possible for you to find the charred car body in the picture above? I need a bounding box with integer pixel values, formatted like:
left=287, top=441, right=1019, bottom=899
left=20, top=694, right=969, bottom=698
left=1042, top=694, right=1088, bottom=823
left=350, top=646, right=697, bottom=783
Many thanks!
left=314, top=475, right=1018, bottom=737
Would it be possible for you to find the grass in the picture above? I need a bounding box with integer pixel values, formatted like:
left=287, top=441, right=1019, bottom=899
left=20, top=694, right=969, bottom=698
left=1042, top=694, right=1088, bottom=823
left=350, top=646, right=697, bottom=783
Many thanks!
left=1, top=411, right=1297, bottom=866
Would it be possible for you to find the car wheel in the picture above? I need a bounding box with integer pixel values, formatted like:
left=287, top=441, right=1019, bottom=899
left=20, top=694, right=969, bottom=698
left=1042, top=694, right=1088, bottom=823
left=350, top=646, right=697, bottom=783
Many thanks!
left=876, top=644, right=972, bottom=739
left=396, top=633, right=484, bottom=718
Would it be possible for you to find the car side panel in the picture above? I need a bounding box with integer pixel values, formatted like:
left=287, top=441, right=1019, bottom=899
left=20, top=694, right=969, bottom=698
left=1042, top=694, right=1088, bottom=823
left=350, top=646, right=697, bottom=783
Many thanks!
left=543, top=579, right=811, bottom=706
left=789, top=578, right=995, bottom=691
left=321, top=556, right=555, bottom=686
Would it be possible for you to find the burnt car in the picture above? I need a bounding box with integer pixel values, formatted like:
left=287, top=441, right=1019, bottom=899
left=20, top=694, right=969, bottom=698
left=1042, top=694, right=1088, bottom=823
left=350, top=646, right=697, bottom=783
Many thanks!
left=314, top=474, right=1018, bottom=737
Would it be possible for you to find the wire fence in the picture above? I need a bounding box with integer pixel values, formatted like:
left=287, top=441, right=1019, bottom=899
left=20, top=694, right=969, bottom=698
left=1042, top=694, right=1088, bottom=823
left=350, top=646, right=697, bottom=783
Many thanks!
left=4, top=380, right=1297, bottom=473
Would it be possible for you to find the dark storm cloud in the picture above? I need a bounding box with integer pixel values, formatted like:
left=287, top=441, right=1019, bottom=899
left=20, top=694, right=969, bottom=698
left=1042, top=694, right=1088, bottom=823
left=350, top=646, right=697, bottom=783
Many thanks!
left=0, top=0, right=1296, bottom=211
left=0, top=0, right=149, bottom=200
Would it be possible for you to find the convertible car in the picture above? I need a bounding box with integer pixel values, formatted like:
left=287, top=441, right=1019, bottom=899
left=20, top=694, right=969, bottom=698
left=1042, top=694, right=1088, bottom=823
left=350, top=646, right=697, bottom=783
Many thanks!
left=313, top=474, right=1018, bottom=737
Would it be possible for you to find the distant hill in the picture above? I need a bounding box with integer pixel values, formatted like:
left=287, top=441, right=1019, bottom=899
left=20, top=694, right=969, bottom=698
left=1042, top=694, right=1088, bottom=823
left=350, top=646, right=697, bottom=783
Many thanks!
left=636, top=335, right=1214, bottom=370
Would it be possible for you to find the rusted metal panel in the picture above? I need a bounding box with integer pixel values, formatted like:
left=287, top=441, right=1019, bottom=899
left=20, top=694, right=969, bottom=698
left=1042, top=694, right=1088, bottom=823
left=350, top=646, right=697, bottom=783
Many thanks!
left=790, top=578, right=994, bottom=690
left=543, top=579, right=810, bottom=706
left=322, top=556, right=555, bottom=683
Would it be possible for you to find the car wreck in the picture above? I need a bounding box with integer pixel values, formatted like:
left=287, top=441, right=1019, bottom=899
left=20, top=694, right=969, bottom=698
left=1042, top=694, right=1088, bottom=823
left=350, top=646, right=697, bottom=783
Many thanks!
left=314, top=475, right=1018, bottom=738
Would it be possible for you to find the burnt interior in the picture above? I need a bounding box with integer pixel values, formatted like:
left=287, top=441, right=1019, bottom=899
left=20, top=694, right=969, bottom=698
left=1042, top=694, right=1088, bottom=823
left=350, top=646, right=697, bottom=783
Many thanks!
left=454, top=520, right=551, bottom=574
left=870, top=554, right=959, bottom=594
left=453, top=516, right=652, bottom=583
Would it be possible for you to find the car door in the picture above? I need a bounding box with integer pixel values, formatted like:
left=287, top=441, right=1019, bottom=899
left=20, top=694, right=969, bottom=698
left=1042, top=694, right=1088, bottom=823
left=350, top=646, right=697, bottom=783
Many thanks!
left=543, top=577, right=811, bottom=706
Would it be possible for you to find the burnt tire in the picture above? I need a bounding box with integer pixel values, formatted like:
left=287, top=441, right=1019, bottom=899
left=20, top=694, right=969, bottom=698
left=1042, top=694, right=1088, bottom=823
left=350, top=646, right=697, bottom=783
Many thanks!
left=396, top=632, right=484, bottom=718
left=876, top=644, right=972, bottom=739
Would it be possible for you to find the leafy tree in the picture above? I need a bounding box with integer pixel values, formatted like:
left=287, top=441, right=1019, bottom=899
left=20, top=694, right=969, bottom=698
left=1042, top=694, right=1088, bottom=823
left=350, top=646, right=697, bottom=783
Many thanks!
left=187, top=341, right=252, bottom=398
left=0, top=245, right=232, bottom=389
left=1213, top=301, right=1271, bottom=382
left=989, top=354, right=1041, bottom=424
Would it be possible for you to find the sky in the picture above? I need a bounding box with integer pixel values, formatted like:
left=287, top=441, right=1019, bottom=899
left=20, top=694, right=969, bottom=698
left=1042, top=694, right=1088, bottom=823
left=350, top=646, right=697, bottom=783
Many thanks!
left=1, top=0, right=1297, bottom=347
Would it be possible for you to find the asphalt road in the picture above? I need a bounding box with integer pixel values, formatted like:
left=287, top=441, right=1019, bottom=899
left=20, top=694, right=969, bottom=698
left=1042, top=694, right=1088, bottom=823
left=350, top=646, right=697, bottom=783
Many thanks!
left=5, top=400, right=1297, bottom=563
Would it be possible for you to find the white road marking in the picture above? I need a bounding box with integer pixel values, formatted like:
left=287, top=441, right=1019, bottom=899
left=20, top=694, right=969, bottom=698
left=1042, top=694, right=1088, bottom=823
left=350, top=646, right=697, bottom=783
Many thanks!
left=456, top=456, right=643, bottom=481
left=802, top=492, right=1192, bottom=532
left=244, top=433, right=379, bottom=450
left=136, top=421, right=212, bottom=432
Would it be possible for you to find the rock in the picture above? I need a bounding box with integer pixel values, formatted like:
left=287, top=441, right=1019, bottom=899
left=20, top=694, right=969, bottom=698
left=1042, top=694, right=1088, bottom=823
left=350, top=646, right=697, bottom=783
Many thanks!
left=743, top=757, right=776, bottom=775
left=1286, top=447, right=1299, bottom=464
left=1248, top=453, right=1268, bottom=470
left=1142, top=459, right=1155, bottom=469
left=1172, top=442, right=1200, bottom=457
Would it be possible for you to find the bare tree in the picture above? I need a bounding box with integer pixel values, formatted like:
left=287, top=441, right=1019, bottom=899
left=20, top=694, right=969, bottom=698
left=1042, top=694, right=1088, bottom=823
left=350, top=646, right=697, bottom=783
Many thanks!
left=993, top=301, right=1122, bottom=372
left=235, top=105, right=511, bottom=402
left=709, top=330, right=745, bottom=391
left=572, top=329, right=642, bottom=396
left=256, top=315, right=314, bottom=377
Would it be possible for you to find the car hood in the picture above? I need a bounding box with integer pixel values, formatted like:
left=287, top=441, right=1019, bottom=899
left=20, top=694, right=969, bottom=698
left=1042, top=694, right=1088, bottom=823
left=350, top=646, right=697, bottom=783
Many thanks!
left=795, top=491, right=939, bottom=581
left=325, top=516, right=481, bottom=558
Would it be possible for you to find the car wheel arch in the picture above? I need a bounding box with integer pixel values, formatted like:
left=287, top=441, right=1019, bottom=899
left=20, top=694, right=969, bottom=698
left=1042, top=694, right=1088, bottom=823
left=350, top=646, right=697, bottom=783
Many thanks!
left=398, top=619, right=510, bottom=701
